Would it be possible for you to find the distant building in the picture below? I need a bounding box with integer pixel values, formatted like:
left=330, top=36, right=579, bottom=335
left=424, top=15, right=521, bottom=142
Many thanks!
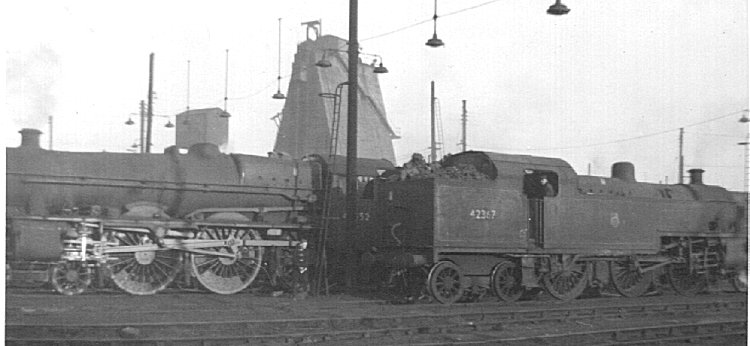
left=273, top=33, right=397, bottom=163
left=175, top=108, right=230, bottom=150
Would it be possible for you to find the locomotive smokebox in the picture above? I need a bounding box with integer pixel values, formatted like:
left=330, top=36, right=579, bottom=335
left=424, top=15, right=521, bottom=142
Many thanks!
left=19, top=128, right=42, bottom=149
left=688, top=168, right=705, bottom=185
left=611, top=162, right=636, bottom=182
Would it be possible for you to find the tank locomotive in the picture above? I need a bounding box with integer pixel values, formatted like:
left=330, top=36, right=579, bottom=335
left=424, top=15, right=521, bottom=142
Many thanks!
left=363, top=151, right=748, bottom=303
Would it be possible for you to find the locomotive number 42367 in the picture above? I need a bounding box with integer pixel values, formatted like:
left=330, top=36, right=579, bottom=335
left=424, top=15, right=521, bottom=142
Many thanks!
left=469, top=209, right=497, bottom=220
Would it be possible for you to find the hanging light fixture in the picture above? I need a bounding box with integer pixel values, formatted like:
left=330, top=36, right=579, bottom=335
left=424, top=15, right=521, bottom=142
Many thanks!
left=740, top=109, right=750, bottom=123
left=272, top=18, right=286, bottom=100
left=316, top=50, right=332, bottom=68
left=426, top=0, right=444, bottom=47
left=164, top=120, right=175, bottom=128
left=547, top=0, right=570, bottom=15
left=125, top=117, right=135, bottom=125
left=373, top=56, right=389, bottom=74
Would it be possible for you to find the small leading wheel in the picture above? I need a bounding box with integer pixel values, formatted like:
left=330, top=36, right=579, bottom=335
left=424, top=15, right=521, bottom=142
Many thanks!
left=191, top=228, right=263, bottom=294
left=51, top=262, right=92, bottom=295
left=491, top=260, right=524, bottom=302
left=106, top=231, right=183, bottom=295
left=427, top=261, right=464, bottom=304
left=667, top=263, right=707, bottom=295
left=609, top=257, right=653, bottom=297
left=542, top=255, right=588, bottom=301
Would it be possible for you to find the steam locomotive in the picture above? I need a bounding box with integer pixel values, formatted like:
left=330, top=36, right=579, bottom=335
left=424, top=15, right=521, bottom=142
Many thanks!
left=362, top=151, right=748, bottom=303
left=6, top=128, right=391, bottom=295
left=7, top=129, right=747, bottom=302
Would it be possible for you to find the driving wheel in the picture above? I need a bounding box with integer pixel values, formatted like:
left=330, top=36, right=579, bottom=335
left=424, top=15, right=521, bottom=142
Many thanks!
left=106, top=230, right=183, bottom=295
left=191, top=227, right=263, bottom=294
left=491, top=260, right=524, bottom=302
left=542, top=255, right=588, bottom=301
left=667, top=262, right=707, bottom=295
left=610, top=257, right=653, bottom=297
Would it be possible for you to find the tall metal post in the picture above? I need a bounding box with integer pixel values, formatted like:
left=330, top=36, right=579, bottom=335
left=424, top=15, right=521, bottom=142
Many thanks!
left=48, top=115, right=53, bottom=150
left=345, top=0, right=359, bottom=287
left=737, top=109, right=750, bottom=216
left=678, top=127, right=684, bottom=184
left=460, top=100, right=467, bottom=152
left=146, top=53, right=155, bottom=153
left=186, top=60, right=191, bottom=111
left=139, top=100, right=146, bottom=153
left=224, top=49, right=229, bottom=112
left=430, top=81, right=437, bottom=163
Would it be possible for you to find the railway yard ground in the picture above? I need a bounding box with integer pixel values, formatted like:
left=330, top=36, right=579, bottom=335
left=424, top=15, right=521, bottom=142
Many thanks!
left=5, top=283, right=747, bottom=345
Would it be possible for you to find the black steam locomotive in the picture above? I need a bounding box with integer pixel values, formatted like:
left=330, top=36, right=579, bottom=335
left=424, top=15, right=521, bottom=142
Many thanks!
left=362, top=151, right=747, bottom=303
left=6, top=129, right=747, bottom=302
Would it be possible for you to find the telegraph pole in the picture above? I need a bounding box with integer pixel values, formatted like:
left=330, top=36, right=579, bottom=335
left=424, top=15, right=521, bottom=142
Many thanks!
left=139, top=100, right=146, bottom=153
left=430, top=81, right=437, bottom=163
left=345, top=0, right=359, bottom=287
left=48, top=115, right=53, bottom=150
left=678, top=128, right=684, bottom=184
left=740, top=111, right=749, bottom=222
left=460, top=100, right=467, bottom=152
left=146, top=53, right=155, bottom=153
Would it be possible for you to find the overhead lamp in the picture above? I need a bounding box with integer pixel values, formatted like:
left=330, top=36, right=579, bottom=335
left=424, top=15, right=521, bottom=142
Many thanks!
left=373, top=63, right=388, bottom=74
left=426, top=34, right=444, bottom=48
left=125, top=117, right=135, bottom=125
left=373, top=61, right=388, bottom=74
left=547, top=0, right=570, bottom=15
left=740, top=109, right=749, bottom=123
left=272, top=18, right=286, bottom=100
left=316, top=51, right=332, bottom=68
left=131, top=143, right=138, bottom=149
left=164, top=120, right=175, bottom=128
left=219, top=110, right=231, bottom=118
left=426, top=0, right=444, bottom=48
left=272, top=85, right=286, bottom=99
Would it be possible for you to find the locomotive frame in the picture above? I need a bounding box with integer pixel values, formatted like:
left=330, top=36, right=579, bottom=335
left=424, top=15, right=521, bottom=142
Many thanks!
left=11, top=206, right=314, bottom=296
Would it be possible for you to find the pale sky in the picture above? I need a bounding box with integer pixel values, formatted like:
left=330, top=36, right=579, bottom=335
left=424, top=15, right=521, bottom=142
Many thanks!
left=4, top=0, right=749, bottom=190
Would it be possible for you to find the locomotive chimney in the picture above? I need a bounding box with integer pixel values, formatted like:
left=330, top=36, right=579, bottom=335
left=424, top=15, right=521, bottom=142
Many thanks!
left=19, top=128, right=42, bottom=149
left=688, top=168, right=704, bottom=185
left=611, top=162, right=636, bottom=182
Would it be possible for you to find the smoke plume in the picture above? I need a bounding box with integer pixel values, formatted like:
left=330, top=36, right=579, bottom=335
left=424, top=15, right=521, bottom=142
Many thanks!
left=6, top=45, right=61, bottom=130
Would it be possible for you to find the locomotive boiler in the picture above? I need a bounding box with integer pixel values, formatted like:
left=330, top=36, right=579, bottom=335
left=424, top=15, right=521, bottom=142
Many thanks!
left=7, top=128, right=325, bottom=295
left=363, top=151, right=748, bottom=303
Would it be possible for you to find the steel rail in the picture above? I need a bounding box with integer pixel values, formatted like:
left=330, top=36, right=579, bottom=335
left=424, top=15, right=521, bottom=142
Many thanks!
left=7, top=296, right=745, bottom=344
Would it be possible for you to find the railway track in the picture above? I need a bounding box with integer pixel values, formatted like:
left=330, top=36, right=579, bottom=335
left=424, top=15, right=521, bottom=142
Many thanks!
left=6, top=294, right=746, bottom=345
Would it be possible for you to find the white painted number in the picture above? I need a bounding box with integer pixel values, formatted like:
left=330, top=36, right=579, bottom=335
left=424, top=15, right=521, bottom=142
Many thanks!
left=357, top=212, right=371, bottom=221
left=469, top=209, right=496, bottom=220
